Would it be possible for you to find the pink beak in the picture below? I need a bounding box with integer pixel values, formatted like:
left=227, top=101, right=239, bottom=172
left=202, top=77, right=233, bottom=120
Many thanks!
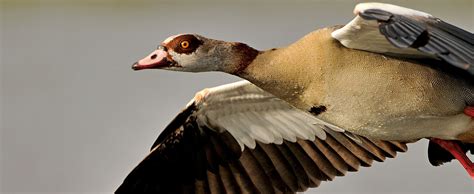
left=132, top=48, right=172, bottom=70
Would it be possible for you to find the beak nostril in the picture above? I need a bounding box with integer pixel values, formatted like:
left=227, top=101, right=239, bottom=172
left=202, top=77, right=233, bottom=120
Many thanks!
left=151, top=54, right=157, bottom=60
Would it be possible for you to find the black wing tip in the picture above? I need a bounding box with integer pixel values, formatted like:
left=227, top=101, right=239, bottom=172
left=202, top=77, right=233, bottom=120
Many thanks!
left=428, top=140, right=453, bottom=166
left=428, top=140, right=474, bottom=167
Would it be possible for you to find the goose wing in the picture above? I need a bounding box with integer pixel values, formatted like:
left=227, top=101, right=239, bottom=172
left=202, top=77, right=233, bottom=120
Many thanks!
left=116, top=81, right=407, bottom=194
left=332, top=2, right=473, bottom=75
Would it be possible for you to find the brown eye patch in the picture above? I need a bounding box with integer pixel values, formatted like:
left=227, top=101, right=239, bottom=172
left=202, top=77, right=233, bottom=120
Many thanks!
left=166, top=34, right=203, bottom=54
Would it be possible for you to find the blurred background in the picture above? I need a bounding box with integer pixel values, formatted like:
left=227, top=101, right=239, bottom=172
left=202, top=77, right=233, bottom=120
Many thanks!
left=1, top=0, right=473, bottom=193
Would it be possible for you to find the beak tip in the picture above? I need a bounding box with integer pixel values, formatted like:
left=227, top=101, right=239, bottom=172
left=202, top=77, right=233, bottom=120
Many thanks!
left=131, top=62, right=140, bottom=71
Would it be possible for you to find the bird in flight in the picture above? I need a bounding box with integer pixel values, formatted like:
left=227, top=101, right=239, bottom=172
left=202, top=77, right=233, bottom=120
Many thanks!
left=118, top=2, right=473, bottom=194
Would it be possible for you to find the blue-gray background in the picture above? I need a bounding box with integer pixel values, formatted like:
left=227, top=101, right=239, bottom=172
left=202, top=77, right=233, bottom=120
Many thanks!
left=1, top=0, right=473, bottom=193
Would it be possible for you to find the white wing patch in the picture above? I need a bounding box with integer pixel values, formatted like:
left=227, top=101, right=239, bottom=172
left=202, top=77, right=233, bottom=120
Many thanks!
left=331, top=3, right=433, bottom=58
left=192, top=81, right=343, bottom=150
left=354, top=2, right=432, bottom=17
left=332, top=16, right=422, bottom=56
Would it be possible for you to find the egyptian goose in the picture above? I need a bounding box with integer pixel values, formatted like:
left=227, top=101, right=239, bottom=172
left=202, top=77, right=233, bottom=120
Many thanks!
left=123, top=2, right=474, bottom=193
left=116, top=81, right=408, bottom=193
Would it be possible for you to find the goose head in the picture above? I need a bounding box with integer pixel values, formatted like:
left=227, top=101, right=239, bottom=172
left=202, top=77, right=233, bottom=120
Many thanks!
left=132, top=34, right=260, bottom=74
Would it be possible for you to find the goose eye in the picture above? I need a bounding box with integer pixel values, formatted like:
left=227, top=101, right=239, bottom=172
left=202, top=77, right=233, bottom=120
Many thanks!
left=180, top=41, right=190, bottom=49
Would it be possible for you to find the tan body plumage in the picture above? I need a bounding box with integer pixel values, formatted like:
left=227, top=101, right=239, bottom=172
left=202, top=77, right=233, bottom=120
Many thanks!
left=240, top=27, right=474, bottom=142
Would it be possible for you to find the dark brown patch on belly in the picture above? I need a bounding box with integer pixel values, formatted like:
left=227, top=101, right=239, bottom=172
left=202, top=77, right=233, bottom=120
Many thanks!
left=309, top=105, right=327, bottom=115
